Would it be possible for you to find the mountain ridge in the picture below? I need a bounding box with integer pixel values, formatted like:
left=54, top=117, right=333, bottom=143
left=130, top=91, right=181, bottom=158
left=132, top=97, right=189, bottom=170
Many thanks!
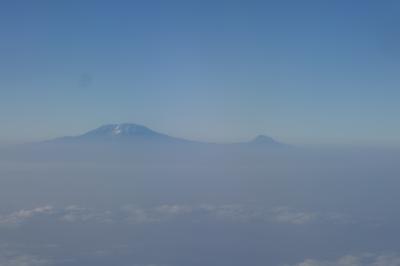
left=48, top=123, right=287, bottom=148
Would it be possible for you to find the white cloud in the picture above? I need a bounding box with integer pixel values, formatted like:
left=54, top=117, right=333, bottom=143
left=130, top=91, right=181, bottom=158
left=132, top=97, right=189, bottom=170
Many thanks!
left=291, top=253, right=400, bottom=266
left=0, top=253, right=50, bottom=266
left=59, top=205, right=113, bottom=223
left=269, top=206, right=318, bottom=225
left=0, top=205, right=114, bottom=226
left=199, top=204, right=259, bottom=222
left=0, top=204, right=356, bottom=226
left=121, top=206, right=160, bottom=224
left=0, top=206, right=53, bottom=226
left=155, top=204, right=193, bottom=215
left=132, top=264, right=168, bottom=266
left=121, top=204, right=193, bottom=224
left=122, top=204, right=261, bottom=224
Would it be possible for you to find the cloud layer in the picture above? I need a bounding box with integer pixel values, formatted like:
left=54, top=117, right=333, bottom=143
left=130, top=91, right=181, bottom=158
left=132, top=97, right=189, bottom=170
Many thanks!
left=291, top=253, right=400, bottom=266
left=0, top=204, right=356, bottom=227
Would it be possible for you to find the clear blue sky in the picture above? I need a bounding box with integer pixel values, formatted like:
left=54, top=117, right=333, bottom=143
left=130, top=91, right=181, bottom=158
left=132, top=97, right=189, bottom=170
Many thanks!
left=1, top=0, right=399, bottom=144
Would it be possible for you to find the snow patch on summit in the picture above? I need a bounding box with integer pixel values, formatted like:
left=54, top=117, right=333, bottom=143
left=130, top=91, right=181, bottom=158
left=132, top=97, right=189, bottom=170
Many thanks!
left=112, top=125, right=122, bottom=135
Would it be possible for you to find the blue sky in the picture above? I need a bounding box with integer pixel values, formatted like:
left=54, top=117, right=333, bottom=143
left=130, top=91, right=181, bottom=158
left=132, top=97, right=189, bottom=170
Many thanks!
left=1, top=0, right=400, bottom=144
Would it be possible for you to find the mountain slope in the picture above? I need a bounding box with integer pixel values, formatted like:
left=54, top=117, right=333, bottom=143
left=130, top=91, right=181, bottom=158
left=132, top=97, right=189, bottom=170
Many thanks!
left=48, top=123, right=287, bottom=148
left=50, top=123, right=193, bottom=145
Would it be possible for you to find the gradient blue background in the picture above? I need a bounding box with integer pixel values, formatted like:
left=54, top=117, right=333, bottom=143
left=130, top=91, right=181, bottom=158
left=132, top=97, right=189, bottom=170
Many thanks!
left=1, top=0, right=399, bottom=145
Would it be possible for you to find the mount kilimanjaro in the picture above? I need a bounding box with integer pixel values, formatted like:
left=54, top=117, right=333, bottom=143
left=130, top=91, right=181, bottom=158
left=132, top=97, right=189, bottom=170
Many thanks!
left=49, top=123, right=286, bottom=148
left=1, top=123, right=290, bottom=162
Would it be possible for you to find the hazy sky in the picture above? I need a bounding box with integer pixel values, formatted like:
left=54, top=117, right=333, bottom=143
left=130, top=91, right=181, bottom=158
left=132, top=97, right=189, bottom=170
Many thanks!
left=1, top=0, right=400, bottom=144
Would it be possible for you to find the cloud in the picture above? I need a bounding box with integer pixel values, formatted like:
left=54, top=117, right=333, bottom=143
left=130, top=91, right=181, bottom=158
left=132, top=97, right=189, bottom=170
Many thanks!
left=0, top=253, right=50, bottom=266
left=0, top=204, right=357, bottom=227
left=0, top=206, right=53, bottom=226
left=132, top=264, right=168, bottom=266
left=121, top=204, right=194, bottom=224
left=269, top=206, right=318, bottom=225
left=199, top=205, right=336, bottom=225
left=121, top=206, right=160, bottom=224
left=199, top=204, right=260, bottom=222
left=59, top=205, right=113, bottom=223
left=155, top=204, right=193, bottom=215
left=0, top=205, right=113, bottom=226
left=121, top=204, right=262, bottom=224
left=290, top=253, right=400, bottom=266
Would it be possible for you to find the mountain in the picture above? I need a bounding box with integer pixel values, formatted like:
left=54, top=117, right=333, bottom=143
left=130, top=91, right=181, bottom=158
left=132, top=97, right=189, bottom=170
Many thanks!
left=51, top=123, right=190, bottom=144
left=0, top=123, right=290, bottom=162
left=49, top=123, right=286, bottom=148
left=50, top=123, right=286, bottom=146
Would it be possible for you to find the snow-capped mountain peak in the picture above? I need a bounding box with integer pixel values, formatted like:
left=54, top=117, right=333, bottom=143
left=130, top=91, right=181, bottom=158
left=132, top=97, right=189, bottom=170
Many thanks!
left=112, top=125, right=122, bottom=135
